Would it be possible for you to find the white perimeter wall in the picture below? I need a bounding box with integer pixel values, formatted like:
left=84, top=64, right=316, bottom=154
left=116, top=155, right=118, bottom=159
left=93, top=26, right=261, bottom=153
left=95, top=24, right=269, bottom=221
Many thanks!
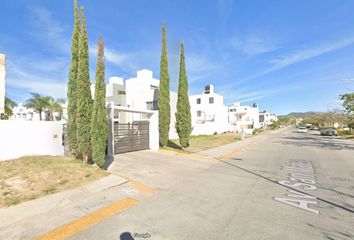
left=0, top=120, right=64, bottom=161
left=149, top=111, right=159, bottom=151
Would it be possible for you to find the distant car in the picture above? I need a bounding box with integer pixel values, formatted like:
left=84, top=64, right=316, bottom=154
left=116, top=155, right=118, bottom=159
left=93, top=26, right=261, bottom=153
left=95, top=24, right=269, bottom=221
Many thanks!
left=320, top=128, right=338, bottom=136
left=296, top=127, right=308, bottom=133
left=310, top=126, right=319, bottom=130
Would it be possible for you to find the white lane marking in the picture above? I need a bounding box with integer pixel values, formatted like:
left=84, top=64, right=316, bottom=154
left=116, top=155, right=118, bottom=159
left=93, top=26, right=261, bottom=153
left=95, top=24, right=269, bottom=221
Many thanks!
left=274, top=159, right=319, bottom=214
left=274, top=196, right=319, bottom=214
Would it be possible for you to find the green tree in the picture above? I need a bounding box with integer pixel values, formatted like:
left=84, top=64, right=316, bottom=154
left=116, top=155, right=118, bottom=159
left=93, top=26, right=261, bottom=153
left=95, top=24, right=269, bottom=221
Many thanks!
left=175, top=42, right=192, bottom=148
left=24, top=93, right=50, bottom=121
left=76, top=6, right=92, bottom=163
left=67, top=0, right=80, bottom=156
left=340, top=93, right=354, bottom=113
left=47, top=98, right=65, bottom=121
left=340, top=93, right=354, bottom=128
left=91, top=37, right=108, bottom=167
left=158, top=25, right=171, bottom=147
left=1, top=97, right=17, bottom=120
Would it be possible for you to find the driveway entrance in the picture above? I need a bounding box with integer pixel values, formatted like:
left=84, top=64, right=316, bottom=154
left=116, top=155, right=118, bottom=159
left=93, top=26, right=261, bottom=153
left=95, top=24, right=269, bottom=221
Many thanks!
left=114, top=121, right=149, bottom=154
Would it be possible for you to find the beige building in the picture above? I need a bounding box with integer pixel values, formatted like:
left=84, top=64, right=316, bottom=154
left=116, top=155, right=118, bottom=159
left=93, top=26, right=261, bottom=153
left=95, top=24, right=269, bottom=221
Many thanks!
left=0, top=54, right=5, bottom=115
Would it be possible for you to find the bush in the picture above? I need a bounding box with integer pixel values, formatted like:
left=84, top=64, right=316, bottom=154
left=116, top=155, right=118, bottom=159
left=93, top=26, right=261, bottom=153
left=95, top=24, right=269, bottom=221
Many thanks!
left=269, top=122, right=281, bottom=129
left=253, top=128, right=263, bottom=135
left=213, top=131, right=218, bottom=135
left=337, top=128, right=354, bottom=136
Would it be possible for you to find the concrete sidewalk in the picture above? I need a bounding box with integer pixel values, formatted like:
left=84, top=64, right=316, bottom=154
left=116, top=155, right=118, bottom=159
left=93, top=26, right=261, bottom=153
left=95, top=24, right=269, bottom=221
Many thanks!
left=199, top=127, right=288, bottom=159
left=0, top=174, right=148, bottom=239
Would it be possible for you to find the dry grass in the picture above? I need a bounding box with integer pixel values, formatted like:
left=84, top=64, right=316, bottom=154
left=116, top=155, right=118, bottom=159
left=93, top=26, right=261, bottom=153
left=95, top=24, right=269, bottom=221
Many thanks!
left=0, top=156, right=109, bottom=208
left=166, top=133, right=241, bottom=153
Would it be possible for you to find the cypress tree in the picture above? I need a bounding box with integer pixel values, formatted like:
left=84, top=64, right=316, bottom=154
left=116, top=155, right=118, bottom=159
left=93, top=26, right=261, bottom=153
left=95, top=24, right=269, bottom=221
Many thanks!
left=91, top=37, right=108, bottom=167
left=158, top=25, right=170, bottom=147
left=67, top=0, right=80, bottom=156
left=175, top=42, right=192, bottom=148
left=76, top=7, right=92, bottom=163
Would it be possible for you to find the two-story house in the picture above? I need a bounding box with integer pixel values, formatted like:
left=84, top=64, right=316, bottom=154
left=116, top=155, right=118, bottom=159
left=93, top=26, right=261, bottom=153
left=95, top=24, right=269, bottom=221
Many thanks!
left=189, top=85, right=231, bottom=135
left=228, top=102, right=260, bottom=134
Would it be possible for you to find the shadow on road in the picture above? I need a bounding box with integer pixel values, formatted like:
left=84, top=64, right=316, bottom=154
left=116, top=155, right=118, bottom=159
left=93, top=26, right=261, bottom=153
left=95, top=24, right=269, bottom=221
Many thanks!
left=120, top=232, right=134, bottom=240
left=277, top=135, right=354, bottom=151
left=218, top=159, right=354, bottom=214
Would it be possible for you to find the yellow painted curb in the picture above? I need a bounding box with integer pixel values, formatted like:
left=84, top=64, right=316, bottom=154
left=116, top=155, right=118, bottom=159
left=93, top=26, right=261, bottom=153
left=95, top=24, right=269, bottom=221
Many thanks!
left=130, top=180, right=154, bottom=193
left=35, top=198, right=137, bottom=240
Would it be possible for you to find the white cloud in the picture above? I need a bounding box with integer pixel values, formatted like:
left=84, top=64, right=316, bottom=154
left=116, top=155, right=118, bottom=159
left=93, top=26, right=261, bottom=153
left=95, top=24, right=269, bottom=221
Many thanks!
left=220, top=84, right=301, bottom=105
left=231, top=36, right=278, bottom=56
left=28, top=7, right=70, bottom=53
left=338, top=77, right=354, bottom=83
left=269, top=37, right=354, bottom=71
left=89, top=44, right=128, bottom=66
left=6, top=59, right=67, bottom=101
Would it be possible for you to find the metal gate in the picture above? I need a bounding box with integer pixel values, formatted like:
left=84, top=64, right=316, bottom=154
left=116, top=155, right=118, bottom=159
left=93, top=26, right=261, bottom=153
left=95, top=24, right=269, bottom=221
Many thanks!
left=114, top=121, right=149, bottom=154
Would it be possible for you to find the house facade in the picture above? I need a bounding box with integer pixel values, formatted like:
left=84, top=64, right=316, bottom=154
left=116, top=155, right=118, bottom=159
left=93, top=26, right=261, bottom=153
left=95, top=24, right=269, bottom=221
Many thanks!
left=228, top=102, right=260, bottom=134
left=102, top=71, right=232, bottom=139
left=259, top=110, right=278, bottom=128
left=189, top=84, right=231, bottom=136
left=10, top=103, right=67, bottom=121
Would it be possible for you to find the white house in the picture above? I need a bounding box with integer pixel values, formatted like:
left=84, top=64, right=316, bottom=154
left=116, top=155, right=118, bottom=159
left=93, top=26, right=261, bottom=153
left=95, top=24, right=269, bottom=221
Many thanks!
left=0, top=54, right=5, bottom=115
left=124, top=69, right=178, bottom=139
left=189, top=84, right=231, bottom=136
left=259, top=110, right=278, bottom=128
left=228, top=102, right=260, bottom=134
left=91, top=76, right=126, bottom=107
left=11, top=103, right=67, bottom=122
left=104, top=70, right=231, bottom=139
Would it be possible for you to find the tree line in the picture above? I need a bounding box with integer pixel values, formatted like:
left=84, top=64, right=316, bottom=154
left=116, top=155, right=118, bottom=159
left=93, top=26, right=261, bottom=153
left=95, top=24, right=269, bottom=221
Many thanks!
left=159, top=25, right=192, bottom=149
left=0, top=94, right=64, bottom=121
left=66, top=0, right=107, bottom=167
left=65, top=0, right=192, bottom=167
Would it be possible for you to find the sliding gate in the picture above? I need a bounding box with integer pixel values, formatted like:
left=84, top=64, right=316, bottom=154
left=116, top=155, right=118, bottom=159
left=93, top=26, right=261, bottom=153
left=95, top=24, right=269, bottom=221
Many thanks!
left=114, top=121, right=149, bottom=154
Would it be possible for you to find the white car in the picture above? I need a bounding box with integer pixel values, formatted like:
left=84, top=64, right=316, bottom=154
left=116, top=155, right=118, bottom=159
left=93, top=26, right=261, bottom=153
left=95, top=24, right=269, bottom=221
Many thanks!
left=296, top=127, right=308, bottom=133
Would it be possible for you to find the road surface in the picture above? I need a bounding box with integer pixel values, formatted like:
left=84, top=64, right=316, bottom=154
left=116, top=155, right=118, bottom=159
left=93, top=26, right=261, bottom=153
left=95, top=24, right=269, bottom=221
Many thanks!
left=65, top=128, right=354, bottom=239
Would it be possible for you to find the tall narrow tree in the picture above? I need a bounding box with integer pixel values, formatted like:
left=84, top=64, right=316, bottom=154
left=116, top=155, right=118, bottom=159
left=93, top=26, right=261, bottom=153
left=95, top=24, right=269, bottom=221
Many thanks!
left=175, top=42, right=191, bottom=148
left=158, top=25, right=170, bottom=147
left=76, top=7, right=92, bottom=163
left=91, top=37, right=108, bottom=167
left=67, top=0, right=80, bottom=156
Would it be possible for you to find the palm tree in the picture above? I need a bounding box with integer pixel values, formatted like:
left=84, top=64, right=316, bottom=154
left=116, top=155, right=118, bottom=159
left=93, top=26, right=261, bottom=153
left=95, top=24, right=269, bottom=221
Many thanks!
left=47, top=97, right=65, bottom=121
left=24, top=93, right=50, bottom=121
left=1, top=97, right=17, bottom=120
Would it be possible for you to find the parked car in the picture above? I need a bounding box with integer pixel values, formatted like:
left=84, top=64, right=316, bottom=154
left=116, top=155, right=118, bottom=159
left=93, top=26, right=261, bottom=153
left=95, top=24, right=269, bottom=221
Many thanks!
left=320, top=128, right=338, bottom=136
left=296, top=127, right=308, bottom=133
left=310, top=126, right=319, bottom=130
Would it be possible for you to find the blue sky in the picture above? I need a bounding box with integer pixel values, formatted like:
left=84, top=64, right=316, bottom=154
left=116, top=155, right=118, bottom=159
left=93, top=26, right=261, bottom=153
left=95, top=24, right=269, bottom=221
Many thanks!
left=1, top=0, right=354, bottom=115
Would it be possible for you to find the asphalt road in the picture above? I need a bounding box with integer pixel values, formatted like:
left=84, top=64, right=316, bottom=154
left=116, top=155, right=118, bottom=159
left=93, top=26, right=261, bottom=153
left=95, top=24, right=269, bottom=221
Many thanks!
left=70, top=127, right=354, bottom=240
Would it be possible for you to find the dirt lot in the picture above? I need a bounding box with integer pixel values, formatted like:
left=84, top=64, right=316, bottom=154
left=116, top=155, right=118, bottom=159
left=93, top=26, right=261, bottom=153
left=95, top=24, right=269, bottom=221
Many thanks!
left=0, top=156, right=108, bottom=207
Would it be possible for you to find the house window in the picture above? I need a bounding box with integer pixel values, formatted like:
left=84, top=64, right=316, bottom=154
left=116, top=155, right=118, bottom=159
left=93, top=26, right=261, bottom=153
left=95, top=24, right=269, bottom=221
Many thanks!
left=197, top=111, right=202, bottom=117
left=146, top=101, right=158, bottom=110
left=197, top=98, right=201, bottom=104
left=204, top=85, right=210, bottom=94
left=118, top=90, right=126, bottom=95
left=209, top=97, right=214, bottom=104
